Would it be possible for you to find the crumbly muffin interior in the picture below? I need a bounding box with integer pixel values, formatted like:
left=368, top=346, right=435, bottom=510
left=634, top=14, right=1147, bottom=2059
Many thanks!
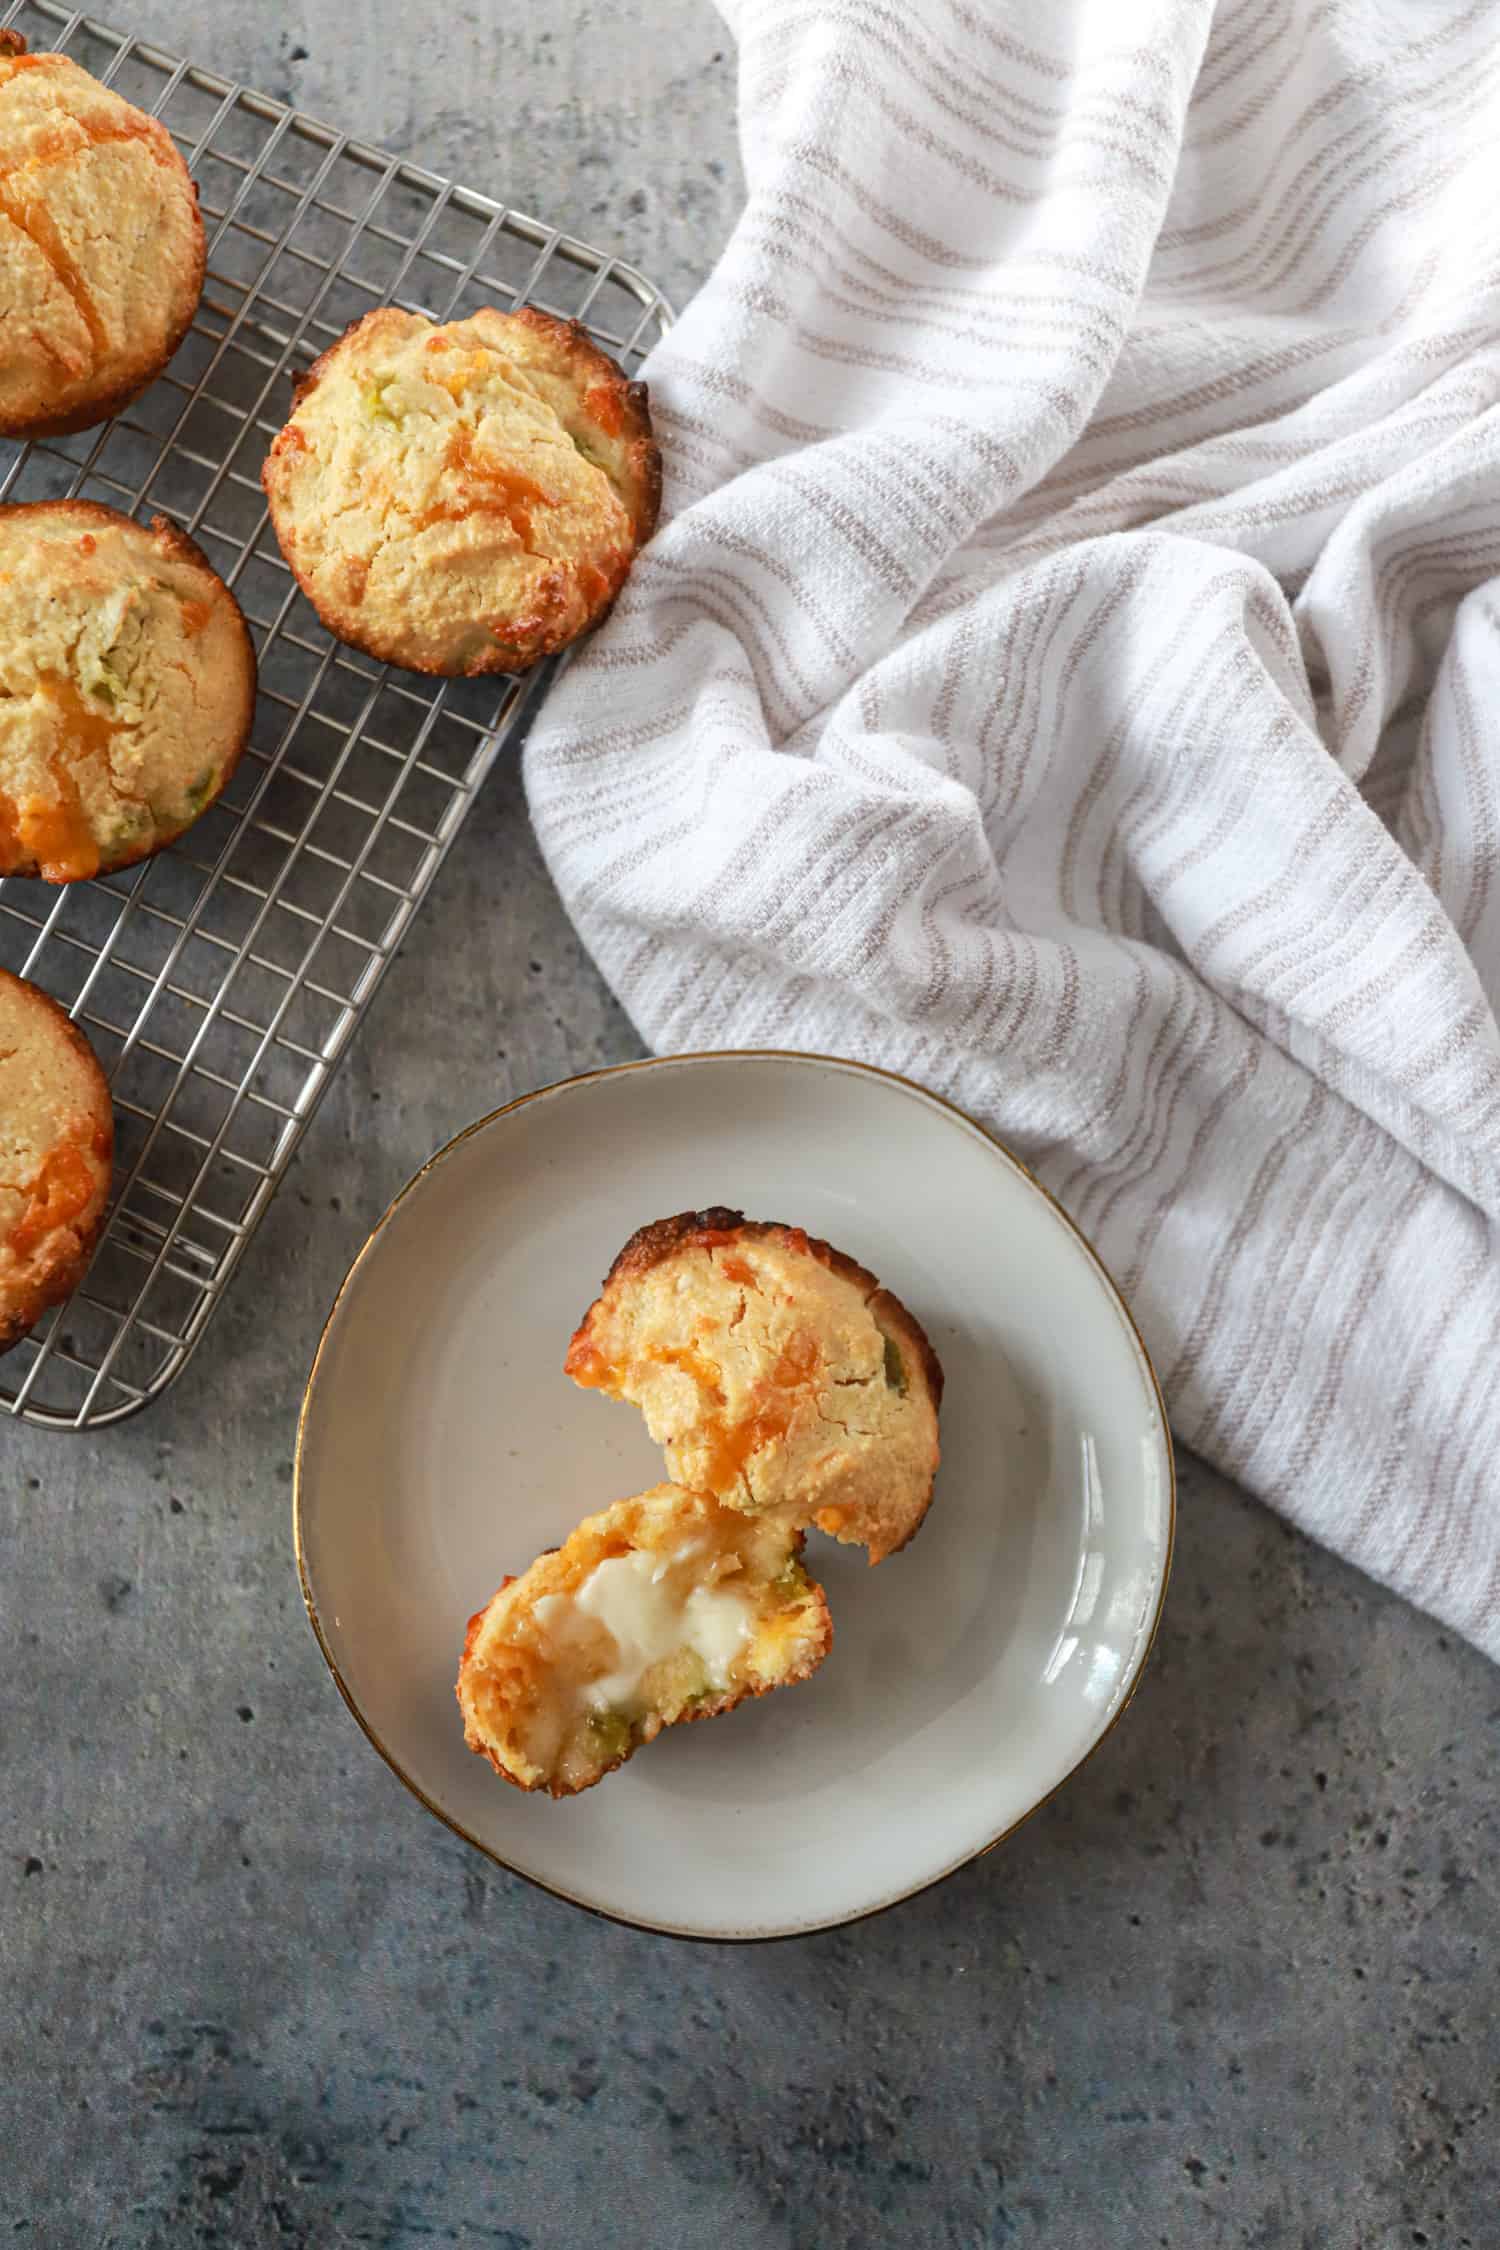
left=458, top=1484, right=831, bottom=1796
left=0, top=508, right=251, bottom=881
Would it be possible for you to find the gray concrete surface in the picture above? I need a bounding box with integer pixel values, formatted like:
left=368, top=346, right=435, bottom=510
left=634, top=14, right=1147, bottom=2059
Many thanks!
left=4, top=5, right=1498, bottom=2245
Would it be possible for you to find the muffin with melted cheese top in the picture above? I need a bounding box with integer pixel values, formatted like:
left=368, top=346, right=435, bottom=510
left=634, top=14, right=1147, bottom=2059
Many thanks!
left=0, top=501, right=255, bottom=883
left=0, top=968, right=112, bottom=1351
left=262, top=304, right=660, bottom=676
left=566, top=1210, right=944, bottom=1566
left=457, top=1483, right=832, bottom=1796
left=0, top=33, right=205, bottom=439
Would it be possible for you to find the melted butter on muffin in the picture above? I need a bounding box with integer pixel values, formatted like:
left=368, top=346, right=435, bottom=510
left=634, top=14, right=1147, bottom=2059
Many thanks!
left=262, top=305, right=660, bottom=676
left=0, top=502, right=255, bottom=883
left=457, top=1484, right=831, bottom=1796
left=0, top=35, right=205, bottom=438
left=0, top=967, right=112, bottom=1352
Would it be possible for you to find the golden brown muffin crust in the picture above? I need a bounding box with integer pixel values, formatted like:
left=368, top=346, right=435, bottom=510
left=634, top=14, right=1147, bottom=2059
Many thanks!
left=0, top=37, right=205, bottom=439
left=567, top=1211, right=944, bottom=1565
left=595, top=1207, right=947, bottom=1413
left=0, top=968, right=112, bottom=1352
left=262, top=304, right=660, bottom=677
left=501, top=305, right=661, bottom=546
left=0, top=500, right=256, bottom=883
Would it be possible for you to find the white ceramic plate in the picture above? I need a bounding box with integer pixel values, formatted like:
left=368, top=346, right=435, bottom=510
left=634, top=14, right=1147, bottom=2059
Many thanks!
left=295, top=1052, right=1173, bottom=1940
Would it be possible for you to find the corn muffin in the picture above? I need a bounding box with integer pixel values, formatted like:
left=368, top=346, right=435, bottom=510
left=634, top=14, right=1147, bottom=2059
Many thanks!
left=0, top=33, right=205, bottom=440
left=0, top=968, right=112, bottom=1351
left=0, top=501, right=255, bottom=884
left=457, top=1483, right=832, bottom=1796
left=566, top=1212, right=944, bottom=1566
left=261, top=304, right=660, bottom=676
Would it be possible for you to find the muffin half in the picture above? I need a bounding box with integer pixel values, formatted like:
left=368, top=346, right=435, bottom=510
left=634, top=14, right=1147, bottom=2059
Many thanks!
left=262, top=305, right=660, bottom=676
left=457, top=1483, right=832, bottom=1796
left=566, top=1211, right=944, bottom=1565
left=0, top=969, right=112, bottom=1352
left=0, top=501, right=255, bottom=883
left=0, top=33, right=205, bottom=439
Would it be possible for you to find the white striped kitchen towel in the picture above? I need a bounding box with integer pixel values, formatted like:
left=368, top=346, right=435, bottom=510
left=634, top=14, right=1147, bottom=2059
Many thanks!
left=524, top=0, right=1500, bottom=1656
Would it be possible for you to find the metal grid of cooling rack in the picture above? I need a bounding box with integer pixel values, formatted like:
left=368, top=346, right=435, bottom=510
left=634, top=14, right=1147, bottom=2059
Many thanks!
left=0, top=2, right=671, bottom=1429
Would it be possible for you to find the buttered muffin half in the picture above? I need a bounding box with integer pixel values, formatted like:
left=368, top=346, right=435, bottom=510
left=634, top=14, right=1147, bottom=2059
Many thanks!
left=0, top=33, right=205, bottom=439
left=0, top=502, right=255, bottom=884
left=566, top=1211, right=944, bottom=1566
left=261, top=304, right=660, bottom=676
left=0, top=969, right=112, bottom=1351
left=457, top=1484, right=832, bottom=1796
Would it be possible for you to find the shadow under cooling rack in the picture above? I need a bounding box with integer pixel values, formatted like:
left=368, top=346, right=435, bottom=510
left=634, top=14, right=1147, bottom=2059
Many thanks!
left=0, top=0, right=671, bottom=1428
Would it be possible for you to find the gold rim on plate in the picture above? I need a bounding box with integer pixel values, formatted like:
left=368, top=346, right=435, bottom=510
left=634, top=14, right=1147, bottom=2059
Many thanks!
left=293, top=1048, right=1177, bottom=1942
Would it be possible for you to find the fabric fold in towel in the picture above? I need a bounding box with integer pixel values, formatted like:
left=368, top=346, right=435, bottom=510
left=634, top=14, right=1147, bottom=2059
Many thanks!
left=524, top=0, right=1500, bottom=1659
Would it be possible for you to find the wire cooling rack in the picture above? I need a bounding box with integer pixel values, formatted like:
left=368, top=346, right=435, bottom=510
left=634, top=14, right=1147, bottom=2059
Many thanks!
left=0, top=2, right=671, bottom=1428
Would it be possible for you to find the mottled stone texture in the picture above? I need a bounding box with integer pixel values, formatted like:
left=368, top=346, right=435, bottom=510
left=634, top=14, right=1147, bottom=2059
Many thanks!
left=3, top=6, right=1497, bottom=2246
